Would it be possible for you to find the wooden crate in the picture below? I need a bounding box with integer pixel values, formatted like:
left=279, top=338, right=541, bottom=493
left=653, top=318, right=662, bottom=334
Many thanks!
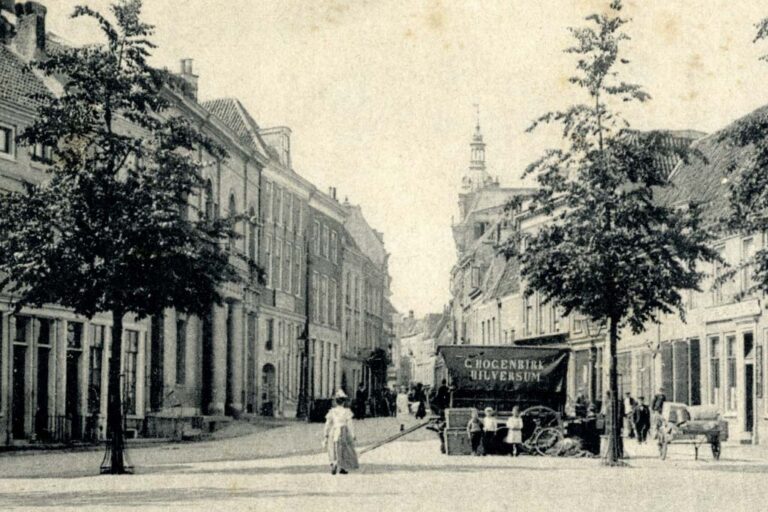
left=445, top=408, right=476, bottom=430
left=444, top=428, right=473, bottom=456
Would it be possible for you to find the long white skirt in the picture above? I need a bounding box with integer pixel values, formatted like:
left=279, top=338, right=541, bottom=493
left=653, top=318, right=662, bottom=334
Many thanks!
left=327, top=426, right=359, bottom=471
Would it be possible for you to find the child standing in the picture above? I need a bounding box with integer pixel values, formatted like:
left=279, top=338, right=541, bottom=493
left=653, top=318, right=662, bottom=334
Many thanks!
left=504, top=406, right=524, bottom=456
left=466, top=409, right=483, bottom=456
left=482, top=407, right=499, bottom=455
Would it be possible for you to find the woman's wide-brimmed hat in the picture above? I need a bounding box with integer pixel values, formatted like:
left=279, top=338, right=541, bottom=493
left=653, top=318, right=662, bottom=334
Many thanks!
left=334, top=389, right=348, bottom=399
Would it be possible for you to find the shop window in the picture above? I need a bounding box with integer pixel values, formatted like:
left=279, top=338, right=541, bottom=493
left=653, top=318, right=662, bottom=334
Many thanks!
left=88, top=325, right=105, bottom=414
left=726, top=335, right=737, bottom=412
left=124, top=330, right=139, bottom=415
left=14, top=316, right=30, bottom=343
left=709, top=336, right=720, bottom=405
left=67, top=322, right=83, bottom=349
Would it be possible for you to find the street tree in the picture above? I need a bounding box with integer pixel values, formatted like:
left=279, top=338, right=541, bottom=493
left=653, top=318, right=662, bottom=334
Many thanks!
left=501, top=0, right=718, bottom=465
left=718, top=17, right=768, bottom=295
left=0, top=0, right=242, bottom=474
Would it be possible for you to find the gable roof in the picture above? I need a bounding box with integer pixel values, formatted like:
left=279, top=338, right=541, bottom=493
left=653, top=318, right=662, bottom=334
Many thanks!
left=201, top=97, right=271, bottom=156
left=658, top=111, right=765, bottom=224
left=0, top=44, right=50, bottom=110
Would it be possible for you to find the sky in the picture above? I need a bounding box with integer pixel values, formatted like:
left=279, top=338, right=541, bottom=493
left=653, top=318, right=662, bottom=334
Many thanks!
left=46, top=0, right=768, bottom=316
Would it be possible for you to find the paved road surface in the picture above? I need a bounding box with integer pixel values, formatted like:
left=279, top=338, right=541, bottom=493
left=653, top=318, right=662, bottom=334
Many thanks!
left=0, top=428, right=767, bottom=512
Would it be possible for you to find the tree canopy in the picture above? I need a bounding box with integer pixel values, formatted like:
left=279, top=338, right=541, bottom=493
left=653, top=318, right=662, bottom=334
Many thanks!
left=503, top=0, right=718, bottom=334
left=0, top=0, right=241, bottom=322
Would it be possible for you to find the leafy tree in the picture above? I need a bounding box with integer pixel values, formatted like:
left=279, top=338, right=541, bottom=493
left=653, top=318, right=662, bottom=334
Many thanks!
left=718, top=17, right=768, bottom=294
left=0, top=0, right=241, bottom=474
left=501, top=0, right=718, bottom=465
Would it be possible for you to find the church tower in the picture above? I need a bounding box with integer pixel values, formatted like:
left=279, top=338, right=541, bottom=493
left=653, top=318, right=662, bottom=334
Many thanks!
left=461, top=105, right=494, bottom=193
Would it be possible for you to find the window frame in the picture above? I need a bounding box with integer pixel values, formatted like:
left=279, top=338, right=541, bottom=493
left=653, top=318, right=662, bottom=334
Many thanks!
left=0, top=124, right=15, bottom=160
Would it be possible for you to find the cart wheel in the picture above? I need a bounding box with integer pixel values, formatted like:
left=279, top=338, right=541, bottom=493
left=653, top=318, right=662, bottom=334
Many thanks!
left=658, top=436, right=668, bottom=460
left=711, top=439, right=721, bottom=461
left=521, top=406, right=559, bottom=428
left=534, top=427, right=563, bottom=456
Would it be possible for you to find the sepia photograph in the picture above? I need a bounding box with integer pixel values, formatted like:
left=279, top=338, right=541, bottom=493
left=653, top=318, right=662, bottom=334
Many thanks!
left=1, top=0, right=768, bottom=510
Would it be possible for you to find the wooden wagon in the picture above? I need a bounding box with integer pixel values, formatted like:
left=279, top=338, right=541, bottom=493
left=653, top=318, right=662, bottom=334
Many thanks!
left=657, top=402, right=728, bottom=461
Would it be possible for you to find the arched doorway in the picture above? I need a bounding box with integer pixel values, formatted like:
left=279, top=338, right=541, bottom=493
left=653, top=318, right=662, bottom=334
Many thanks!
left=261, top=364, right=276, bottom=416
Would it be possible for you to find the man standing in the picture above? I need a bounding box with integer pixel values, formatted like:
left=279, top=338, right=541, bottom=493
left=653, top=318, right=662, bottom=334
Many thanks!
left=434, top=379, right=451, bottom=413
left=633, top=396, right=651, bottom=443
left=355, top=383, right=368, bottom=420
left=651, top=387, right=666, bottom=438
left=623, top=392, right=637, bottom=439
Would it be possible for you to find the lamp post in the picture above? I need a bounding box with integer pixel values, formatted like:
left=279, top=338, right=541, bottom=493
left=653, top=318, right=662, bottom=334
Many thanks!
left=584, top=318, right=606, bottom=404
left=297, top=237, right=312, bottom=421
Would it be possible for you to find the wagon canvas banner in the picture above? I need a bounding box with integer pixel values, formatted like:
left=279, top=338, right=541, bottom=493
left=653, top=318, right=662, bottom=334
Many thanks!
left=437, top=346, right=569, bottom=410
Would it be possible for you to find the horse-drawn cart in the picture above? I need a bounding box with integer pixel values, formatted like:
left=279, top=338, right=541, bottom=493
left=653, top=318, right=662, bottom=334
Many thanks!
left=657, top=402, right=728, bottom=461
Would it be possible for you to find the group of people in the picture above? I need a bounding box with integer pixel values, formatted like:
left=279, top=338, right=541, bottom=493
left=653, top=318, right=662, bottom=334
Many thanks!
left=621, top=388, right=667, bottom=442
left=466, top=406, right=524, bottom=456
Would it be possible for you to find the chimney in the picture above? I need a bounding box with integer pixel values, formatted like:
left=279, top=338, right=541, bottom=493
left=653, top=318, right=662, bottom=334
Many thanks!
left=328, top=187, right=337, bottom=200
left=409, top=310, right=414, bottom=319
left=13, top=1, right=45, bottom=59
left=178, top=58, right=198, bottom=100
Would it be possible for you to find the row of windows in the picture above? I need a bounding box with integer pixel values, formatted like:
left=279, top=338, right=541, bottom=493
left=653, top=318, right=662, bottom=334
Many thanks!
left=523, top=296, right=561, bottom=337
left=9, top=315, right=140, bottom=416
left=311, top=272, right=338, bottom=327
left=310, top=339, right=339, bottom=398
left=1, top=123, right=54, bottom=164
left=344, top=272, right=383, bottom=314
left=263, top=180, right=303, bottom=234
left=263, top=235, right=303, bottom=296
left=313, top=220, right=338, bottom=263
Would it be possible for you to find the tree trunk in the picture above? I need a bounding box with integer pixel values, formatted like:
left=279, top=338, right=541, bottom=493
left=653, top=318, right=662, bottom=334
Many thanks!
left=603, top=316, right=624, bottom=465
left=106, top=308, right=127, bottom=474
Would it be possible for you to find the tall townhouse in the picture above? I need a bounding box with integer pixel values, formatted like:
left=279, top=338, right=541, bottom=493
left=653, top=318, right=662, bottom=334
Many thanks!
left=0, top=1, right=269, bottom=443
left=339, top=202, right=391, bottom=398
left=201, top=100, right=315, bottom=419
left=614, top=118, right=768, bottom=445
left=307, top=190, right=345, bottom=402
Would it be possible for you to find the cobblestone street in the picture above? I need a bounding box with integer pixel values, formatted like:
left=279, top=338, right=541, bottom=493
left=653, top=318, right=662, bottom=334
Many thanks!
left=1, top=423, right=767, bottom=512
left=0, top=418, right=768, bottom=511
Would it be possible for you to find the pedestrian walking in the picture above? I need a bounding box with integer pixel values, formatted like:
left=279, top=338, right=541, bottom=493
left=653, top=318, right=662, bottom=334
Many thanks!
left=623, top=392, right=637, bottom=439
left=354, top=383, right=368, bottom=420
left=396, top=386, right=410, bottom=431
left=651, top=387, right=666, bottom=438
left=633, top=396, right=651, bottom=443
left=482, top=407, right=499, bottom=455
left=414, top=383, right=427, bottom=420
left=467, top=409, right=483, bottom=455
left=504, top=406, right=524, bottom=456
left=323, top=390, right=359, bottom=475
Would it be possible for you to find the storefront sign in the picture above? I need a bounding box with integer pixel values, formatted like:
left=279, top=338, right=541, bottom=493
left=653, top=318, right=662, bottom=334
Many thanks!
left=437, top=345, right=569, bottom=408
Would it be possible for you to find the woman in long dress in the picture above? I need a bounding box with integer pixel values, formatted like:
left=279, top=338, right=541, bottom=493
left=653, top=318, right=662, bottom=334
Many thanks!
left=323, top=390, right=359, bottom=475
left=396, top=386, right=410, bottom=431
